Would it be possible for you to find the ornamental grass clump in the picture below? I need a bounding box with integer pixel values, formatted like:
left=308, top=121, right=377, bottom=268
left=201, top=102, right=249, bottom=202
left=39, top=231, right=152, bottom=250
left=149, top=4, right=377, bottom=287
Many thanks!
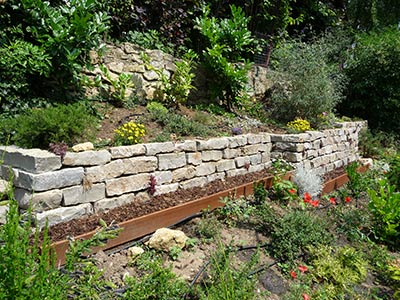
left=114, top=121, right=145, bottom=145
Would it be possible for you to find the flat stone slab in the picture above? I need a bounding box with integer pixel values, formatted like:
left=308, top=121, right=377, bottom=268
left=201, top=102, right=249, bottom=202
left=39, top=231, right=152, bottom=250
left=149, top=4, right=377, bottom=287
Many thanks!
left=62, top=183, right=106, bottom=206
left=14, top=188, right=62, bottom=211
left=35, top=203, right=93, bottom=228
left=0, top=146, right=61, bottom=174
left=63, top=150, right=111, bottom=166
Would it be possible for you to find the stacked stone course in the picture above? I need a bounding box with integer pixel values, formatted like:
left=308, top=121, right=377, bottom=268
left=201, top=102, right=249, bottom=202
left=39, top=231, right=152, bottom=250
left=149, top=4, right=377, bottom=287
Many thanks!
left=0, top=121, right=366, bottom=227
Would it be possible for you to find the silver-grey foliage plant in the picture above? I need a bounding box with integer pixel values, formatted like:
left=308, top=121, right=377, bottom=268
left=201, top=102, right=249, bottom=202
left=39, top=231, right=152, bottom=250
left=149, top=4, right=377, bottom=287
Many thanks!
left=293, top=165, right=323, bottom=198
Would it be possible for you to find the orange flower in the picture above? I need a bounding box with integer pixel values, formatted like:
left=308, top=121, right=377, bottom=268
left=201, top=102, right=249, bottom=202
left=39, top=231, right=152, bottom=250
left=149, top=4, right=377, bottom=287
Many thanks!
left=288, top=188, right=297, bottom=195
left=298, top=265, right=308, bottom=273
left=290, top=270, right=297, bottom=279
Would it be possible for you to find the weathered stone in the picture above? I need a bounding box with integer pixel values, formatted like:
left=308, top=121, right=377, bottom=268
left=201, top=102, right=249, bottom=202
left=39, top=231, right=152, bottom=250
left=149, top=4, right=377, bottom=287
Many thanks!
left=248, top=164, right=265, bottom=173
left=235, top=156, right=251, bottom=168
left=223, top=148, right=240, bottom=159
left=72, top=142, right=94, bottom=152
left=14, top=188, right=62, bottom=210
left=197, top=137, right=229, bottom=150
left=202, top=150, right=223, bottom=162
left=172, top=166, right=196, bottom=182
left=186, top=152, right=202, bottom=165
left=144, top=142, right=175, bottom=155
left=283, top=152, right=303, bottom=163
left=63, top=150, right=111, bottom=166
left=228, top=136, right=247, bottom=148
left=147, top=228, right=188, bottom=252
left=0, top=179, right=10, bottom=194
left=106, top=173, right=150, bottom=196
left=15, top=168, right=84, bottom=191
left=158, top=153, right=186, bottom=170
left=62, top=183, right=105, bottom=206
left=36, top=203, right=93, bottom=228
left=196, top=163, right=216, bottom=176
left=153, top=183, right=179, bottom=196
left=108, top=61, right=124, bottom=73
left=216, top=160, right=235, bottom=172
left=270, top=133, right=309, bottom=143
left=273, top=142, right=304, bottom=152
left=0, top=146, right=61, bottom=174
left=143, top=70, right=158, bottom=81
left=152, top=171, right=173, bottom=185
left=174, top=140, right=197, bottom=152
left=207, top=172, right=225, bottom=183
left=0, top=205, right=8, bottom=224
left=180, top=177, right=207, bottom=190
left=94, top=193, right=136, bottom=213
left=226, top=168, right=247, bottom=177
left=123, top=156, right=157, bottom=174
left=249, top=153, right=262, bottom=165
left=246, top=134, right=263, bottom=144
left=85, top=159, right=125, bottom=183
left=242, top=144, right=263, bottom=155
left=127, top=246, right=145, bottom=259
left=261, top=152, right=271, bottom=163
left=110, top=145, right=146, bottom=158
left=124, top=64, right=145, bottom=73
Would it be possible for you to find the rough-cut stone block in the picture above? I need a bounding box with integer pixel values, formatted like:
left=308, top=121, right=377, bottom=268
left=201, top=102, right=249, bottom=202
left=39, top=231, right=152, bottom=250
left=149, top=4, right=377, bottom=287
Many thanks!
left=158, top=153, right=186, bottom=170
left=175, top=140, right=197, bottom=152
left=123, top=156, right=157, bottom=174
left=36, top=203, right=93, bottom=228
left=85, top=159, right=125, bottom=183
left=249, top=153, right=262, bottom=165
left=228, top=136, right=248, bottom=148
left=261, top=134, right=271, bottom=143
left=283, top=152, right=303, bottom=163
left=0, top=146, right=61, bottom=174
left=273, top=142, right=304, bottom=152
left=246, top=134, right=262, bottom=144
left=144, top=142, right=175, bottom=156
left=62, top=183, right=105, bottom=206
left=63, top=150, right=111, bottom=166
left=197, top=137, right=229, bottom=150
left=15, top=168, right=84, bottom=191
left=110, top=145, right=146, bottom=158
left=180, top=177, right=207, bottom=190
left=153, top=183, right=179, bottom=196
left=226, top=168, right=247, bottom=177
left=242, top=144, right=262, bottom=155
left=14, top=188, right=62, bottom=210
left=186, top=152, right=202, bottom=165
left=216, top=160, right=235, bottom=172
left=196, top=163, right=216, bottom=176
left=201, top=150, right=223, bottom=162
left=223, top=148, right=240, bottom=159
left=307, top=131, right=325, bottom=140
left=0, top=205, right=8, bottom=224
left=153, top=171, right=173, bottom=185
left=0, top=179, right=10, bottom=194
left=235, top=156, right=251, bottom=168
left=94, top=193, right=136, bottom=213
left=270, top=133, right=309, bottom=143
left=207, top=172, right=225, bottom=183
left=248, top=164, right=264, bottom=173
left=106, top=173, right=150, bottom=196
left=172, top=166, right=196, bottom=182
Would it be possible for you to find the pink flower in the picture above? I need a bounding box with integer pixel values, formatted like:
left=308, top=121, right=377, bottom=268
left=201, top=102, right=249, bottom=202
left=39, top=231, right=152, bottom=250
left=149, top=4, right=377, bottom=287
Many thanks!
left=290, top=270, right=297, bottom=279
left=302, top=293, right=311, bottom=300
left=329, top=197, right=336, bottom=205
left=298, top=265, right=308, bottom=273
left=345, top=196, right=351, bottom=203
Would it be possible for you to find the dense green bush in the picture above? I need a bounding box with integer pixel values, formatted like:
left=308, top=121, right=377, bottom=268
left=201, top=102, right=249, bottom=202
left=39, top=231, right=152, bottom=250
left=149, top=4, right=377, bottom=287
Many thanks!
left=1, top=103, right=99, bottom=149
left=341, top=26, right=400, bottom=133
left=267, top=37, right=346, bottom=125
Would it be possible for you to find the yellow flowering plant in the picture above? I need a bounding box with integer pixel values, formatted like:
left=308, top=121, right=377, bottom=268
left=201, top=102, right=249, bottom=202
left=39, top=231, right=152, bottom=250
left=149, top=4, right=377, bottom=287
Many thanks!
left=114, top=121, right=146, bottom=145
left=287, top=118, right=311, bottom=132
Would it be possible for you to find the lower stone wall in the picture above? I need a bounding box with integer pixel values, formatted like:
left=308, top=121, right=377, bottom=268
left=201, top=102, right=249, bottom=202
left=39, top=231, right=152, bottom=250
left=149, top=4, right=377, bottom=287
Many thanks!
left=0, top=121, right=366, bottom=227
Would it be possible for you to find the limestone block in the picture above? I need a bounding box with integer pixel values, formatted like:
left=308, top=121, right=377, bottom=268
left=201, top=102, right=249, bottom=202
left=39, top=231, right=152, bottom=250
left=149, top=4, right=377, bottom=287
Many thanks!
left=158, top=153, right=186, bottom=170
left=72, top=142, right=94, bottom=152
left=216, top=160, right=235, bottom=172
left=261, top=152, right=271, bottom=163
left=305, top=150, right=318, bottom=159
left=226, top=168, right=247, bottom=177
left=312, top=140, right=322, bottom=149
left=110, top=144, right=146, bottom=158
left=143, top=70, right=158, bottom=81
left=108, top=62, right=124, bottom=74
left=14, top=188, right=62, bottom=210
left=144, top=142, right=175, bottom=156
left=180, top=177, right=207, bottom=190
left=124, top=43, right=141, bottom=54
left=85, top=159, right=125, bottom=183
left=62, top=183, right=105, bottom=206
left=249, top=153, right=262, bottom=165
left=261, top=134, right=271, bottom=143
left=270, top=152, right=283, bottom=160
left=153, top=183, right=179, bottom=196
left=127, top=246, right=145, bottom=259
left=0, top=179, right=10, bottom=194
left=147, top=228, right=188, bottom=252
left=283, top=152, right=303, bottom=163
left=0, top=205, right=8, bottom=224
left=0, top=146, right=61, bottom=174
left=153, top=171, right=173, bottom=185
left=174, top=140, right=197, bottom=152
left=106, top=173, right=150, bottom=196
left=228, top=136, right=247, bottom=148
left=15, top=168, right=84, bottom=191
left=207, top=172, right=225, bottom=183
left=273, top=142, right=304, bottom=152
left=270, top=133, right=309, bottom=143
left=334, top=160, right=344, bottom=169
left=196, top=163, right=216, bottom=176
left=124, top=64, right=145, bottom=73
left=248, top=164, right=265, bottom=173
left=223, top=148, right=240, bottom=159
left=172, top=166, right=196, bottom=182
left=242, top=144, right=263, bottom=155
left=306, top=131, right=325, bottom=140
left=94, top=193, right=136, bottom=213
left=235, top=156, right=251, bottom=168
left=246, top=133, right=262, bottom=144
left=197, top=137, right=229, bottom=150
left=320, top=137, right=334, bottom=147
left=123, top=156, right=157, bottom=174
left=202, top=150, right=223, bottom=162
left=35, top=203, right=93, bottom=228
left=63, top=150, right=111, bottom=166
left=186, top=152, right=202, bottom=165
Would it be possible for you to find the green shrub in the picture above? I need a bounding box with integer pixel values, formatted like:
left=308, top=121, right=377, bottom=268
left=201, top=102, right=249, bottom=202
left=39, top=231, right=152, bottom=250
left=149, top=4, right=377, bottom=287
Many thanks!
left=271, top=210, right=334, bottom=262
left=341, top=26, right=400, bottom=133
left=386, top=153, right=400, bottom=191
left=2, top=103, right=99, bottom=149
left=146, top=101, right=169, bottom=115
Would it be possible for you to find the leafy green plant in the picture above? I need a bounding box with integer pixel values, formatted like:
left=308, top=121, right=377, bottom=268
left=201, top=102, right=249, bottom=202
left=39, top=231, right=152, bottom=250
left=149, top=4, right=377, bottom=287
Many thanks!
left=114, top=121, right=146, bottom=145
left=196, top=212, right=222, bottom=242
left=216, top=197, right=256, bottom=227
left=270, top=179, right=299, bottom=205
left=146, top=101, right=169, bottom=115
left=386, top=153, right=400, bottom=191
left=168, top=245, right=182, bottom=261
left=2, top=103, right=99, bottom=149
left=253, top=181, right=268, bottom=204
left=124, top=30, right=175, bottom=54
left=367, top=179, right=400, bottom=247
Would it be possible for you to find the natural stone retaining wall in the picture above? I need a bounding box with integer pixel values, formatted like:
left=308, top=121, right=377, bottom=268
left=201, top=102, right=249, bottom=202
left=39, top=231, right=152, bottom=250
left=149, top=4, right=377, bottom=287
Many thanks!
left=0, top=121, right=366, bottom=227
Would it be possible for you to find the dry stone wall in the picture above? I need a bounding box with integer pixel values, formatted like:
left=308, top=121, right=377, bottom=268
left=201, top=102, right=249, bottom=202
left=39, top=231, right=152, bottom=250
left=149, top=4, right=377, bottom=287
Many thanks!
left=0, top=121, right=366, bottom=227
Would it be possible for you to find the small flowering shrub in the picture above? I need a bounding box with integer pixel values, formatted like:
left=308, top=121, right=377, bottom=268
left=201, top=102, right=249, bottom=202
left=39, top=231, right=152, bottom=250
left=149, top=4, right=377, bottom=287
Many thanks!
left=114, top=121, right=146, bottom=145
left=287, top=118, right=311, bottom=132
left=271, top=179, right=299, bottom=205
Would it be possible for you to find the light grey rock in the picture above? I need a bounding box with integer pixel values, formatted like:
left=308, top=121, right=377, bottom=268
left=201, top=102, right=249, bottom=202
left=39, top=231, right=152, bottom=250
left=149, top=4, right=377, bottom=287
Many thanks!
left=62, top=183, right=105, bottom=206
left=106, top=173, right=150, bottom=196
left=207, top=172, right=225, bottom=183
left=201, top=150, right=223, bottom=162
left=143, top=70, right=158, bottom=81
left=283, top=152, right=303, bottom=163
left=147, top=228, right=188, bottom=252
left=197, top=137, right=229, bottom=150
left=152, top=171, right=173, bottom=185
left=153, top=183, right=179, bottom=196
left=158, top=153, right=186, bottom=170
left=0, top=179, right=10, bottom=194
left=110, top=145, right=146, bottom=159
left=15, top=168, right=84, bottom=191
left=226, top=168, right=247, bottom=177
left=172, top=166, right=196, bottom=182
left=85, top=159, right=125, bottom=183
left=174, top=140, right=197, bottom=152
left=235, top=156, right=251, bottom=168
left=186, top=152, right=202, bottom=165
left=123, top=156, right=157, bottom=174
left=94, top=193, right=136, bottom=213
left=36, top=203, right=93, bottom=228
left=196, top=162, right=216, bottom=176
left=0, top=205, right=8, bottom=224
left=249, top=153, right=262, bottom=165
left=71, top=142, right=94, bottom=152
left=216, top=160, right=235, bottom=172
left=180, top=177, right=207, bottom=190
left=242, top=144, right=263, bottom=155
left=270, top=133, right=309, bottom=143
left=63, top=150, right=111, bottom=166
left=144, top=142, right=175, bottom=156
left=0, top=146, right=61, bottom=174
left=14, top=188, right=62, bottom=210
left=228, top=136, right=248, bottom=148
left=127, top=246, right=145, bottom=259
left=108, top=61, right=124, bottom=73
left=223, top=148, right=240, bottom=159
left=246, top=133, right=263, bottom=144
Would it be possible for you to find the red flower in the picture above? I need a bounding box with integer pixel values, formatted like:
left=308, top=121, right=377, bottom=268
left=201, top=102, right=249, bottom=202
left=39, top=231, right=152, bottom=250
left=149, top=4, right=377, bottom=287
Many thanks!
left=298, top=265, right=308, bottom=273
left=290, top=270, right=297, bottom=279
left=345, top=196, right=351, bottom=203
left=329, top=197, right=336, bottom=205
left=310, top=200, right=319, bottom=207
left=302, top=293, right=311, bottom=300
left=303, top=192, right=312, bottom=203
left=288, top=188, right=296, bottom=195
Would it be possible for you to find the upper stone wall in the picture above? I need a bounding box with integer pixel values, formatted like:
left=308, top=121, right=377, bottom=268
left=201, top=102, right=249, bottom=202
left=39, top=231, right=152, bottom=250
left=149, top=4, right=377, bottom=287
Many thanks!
left=0, top=121, right=366, bottom=227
